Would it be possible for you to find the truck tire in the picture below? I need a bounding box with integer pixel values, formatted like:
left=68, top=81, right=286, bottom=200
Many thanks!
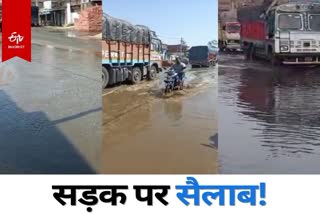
left=102, top=66, right=109, bottom=88
left=130, top=67, right=142, bottom=84
left=147, top=65, right=157, bottom=80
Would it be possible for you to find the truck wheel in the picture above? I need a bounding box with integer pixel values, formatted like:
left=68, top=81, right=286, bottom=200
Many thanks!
left=102, top=66, right=109, bottom=88
left=147, top=66, right=157, bottom=80
left=130, top=67, right=142, bottom=84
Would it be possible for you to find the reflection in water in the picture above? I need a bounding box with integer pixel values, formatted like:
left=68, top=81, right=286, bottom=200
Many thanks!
left=238, top=69, right=320, bottom=156
left=163, top=100, right=183, bottom=122
left=219, top=54, right=320, bottom=173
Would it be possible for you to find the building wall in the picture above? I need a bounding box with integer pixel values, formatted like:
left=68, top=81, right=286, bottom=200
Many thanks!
left=74, top=5, right=102, bottom=32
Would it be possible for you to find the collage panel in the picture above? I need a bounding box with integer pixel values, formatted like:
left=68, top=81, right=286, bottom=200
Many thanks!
left=218, top=0, right=320, bottom=173
left=0, top=0, right=102, bottom=173
left=102, top=0, right=219, bottom=174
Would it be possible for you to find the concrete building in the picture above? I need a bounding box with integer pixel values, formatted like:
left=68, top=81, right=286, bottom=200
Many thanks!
left=31, top=0, right=101, bottom=26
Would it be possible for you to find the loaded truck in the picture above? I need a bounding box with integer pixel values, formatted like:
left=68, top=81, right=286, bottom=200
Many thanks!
left=219, top=9, right=241, bottom=52
left=238, top=0, right=320, bottom=65
left=189, top=46, right=217, bottom=68
left=102, top=14, right=164, bottom=88
left=219, top=21, right=241, bottom=51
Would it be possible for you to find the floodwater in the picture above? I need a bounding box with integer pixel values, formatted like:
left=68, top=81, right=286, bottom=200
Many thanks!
left=102, top=66, right=218, bottom=174
left=219, top=53, right=320, bottom=174
left=0, top=29, right=101, bottom=173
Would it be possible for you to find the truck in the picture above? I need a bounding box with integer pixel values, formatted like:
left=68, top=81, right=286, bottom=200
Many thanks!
left=102, top=14, right=164, bottom=88
left=189, top=46, right=217, bottom=68
left=238, top=0, right=320, bottom=65
left=218, top=9, right=241, bottom=52
left=218, top=21, right=241, bottom=51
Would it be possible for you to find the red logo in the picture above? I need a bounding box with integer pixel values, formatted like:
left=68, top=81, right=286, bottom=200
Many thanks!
left=1, top=0, right=31, bottom=62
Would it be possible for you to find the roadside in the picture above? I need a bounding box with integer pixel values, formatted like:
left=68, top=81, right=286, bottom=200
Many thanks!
left=0, top=27, right=101, bottom=173
left=0, top=27, right=101, bottom=55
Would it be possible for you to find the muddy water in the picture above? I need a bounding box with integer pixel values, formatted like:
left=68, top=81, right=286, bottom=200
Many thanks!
left=219, top=53, right=320, bottom=174
left=102, top=67, right=218, bottom=174
left=0, top=42, right=101, bottom=173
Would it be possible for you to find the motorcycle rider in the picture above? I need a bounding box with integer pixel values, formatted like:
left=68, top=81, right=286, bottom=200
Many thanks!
left=171, top=57, right=186, bottom=86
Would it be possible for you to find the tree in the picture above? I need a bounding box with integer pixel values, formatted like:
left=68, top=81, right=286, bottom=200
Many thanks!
left=208, top=40, right=218, bottom=48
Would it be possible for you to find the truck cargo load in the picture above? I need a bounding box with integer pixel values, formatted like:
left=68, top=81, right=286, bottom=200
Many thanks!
left=102, top=14, right=150, bottom=44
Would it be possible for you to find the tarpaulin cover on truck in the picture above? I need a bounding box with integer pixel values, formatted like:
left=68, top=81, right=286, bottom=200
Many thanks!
left=238, top=0, right=320, bottom=21
left=102, top=13, right=151, bottom=44
left=189, top=46, right=216, bottom=61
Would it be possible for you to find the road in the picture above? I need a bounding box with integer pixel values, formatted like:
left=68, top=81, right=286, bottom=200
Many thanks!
left=219, top=52, right=320, bottom=174
left=0, top=28, right=101, bottom=173
left=102, top=66, right=218, bottom=174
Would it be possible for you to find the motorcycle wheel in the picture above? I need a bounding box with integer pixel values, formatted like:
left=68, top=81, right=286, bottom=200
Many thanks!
left=164, top=86, right=170, bottom=94
left=180, top=82, right=184, bottom=90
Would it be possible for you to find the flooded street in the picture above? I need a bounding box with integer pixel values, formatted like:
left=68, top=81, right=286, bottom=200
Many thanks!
left=219, top=53, right=320, bottom=174
left=102, top=66, right=218, bottom=174
left=0, top=29, right=101, bottom=173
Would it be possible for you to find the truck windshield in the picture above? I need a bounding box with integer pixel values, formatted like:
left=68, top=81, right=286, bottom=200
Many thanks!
left=309, top=14, right=320, bottom=31
left=278, top=14, right=302, bottom=30
left=226, top=24, right=240, bottom=33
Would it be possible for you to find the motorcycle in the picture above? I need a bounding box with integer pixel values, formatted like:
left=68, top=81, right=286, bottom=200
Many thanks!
left=163, top=67, right=186, bottom=94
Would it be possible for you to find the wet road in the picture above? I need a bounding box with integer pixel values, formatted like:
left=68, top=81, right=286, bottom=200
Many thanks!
left=219, top=53, right=320, bottom=174
left=0, top=29, right=101, bottom=173
left=102, top=66, right=218, bottom=174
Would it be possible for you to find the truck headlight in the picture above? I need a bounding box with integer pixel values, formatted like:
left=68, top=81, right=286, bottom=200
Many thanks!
left=280, top=46, right=289, bottom=51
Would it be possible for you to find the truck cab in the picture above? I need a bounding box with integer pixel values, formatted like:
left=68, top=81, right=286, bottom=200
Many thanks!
left=265, top=2, right=320, bottom=64
left=219, top=22, right=241, bottom=51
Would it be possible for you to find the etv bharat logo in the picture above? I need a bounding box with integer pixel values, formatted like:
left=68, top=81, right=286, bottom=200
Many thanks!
left=8, top=32, right=24, bottom=44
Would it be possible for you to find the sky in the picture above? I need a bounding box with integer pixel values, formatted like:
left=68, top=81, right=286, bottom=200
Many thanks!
left=103, top=0, right=218, bottom=46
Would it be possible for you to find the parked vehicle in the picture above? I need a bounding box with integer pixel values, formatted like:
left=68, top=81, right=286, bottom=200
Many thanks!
left=219, top=21, right=241, bottom=51
left=238, top=0, right=320, bottom=65
left=189, top=46, right=217, bottom=68
left=102, top=14, right=164, bottom=88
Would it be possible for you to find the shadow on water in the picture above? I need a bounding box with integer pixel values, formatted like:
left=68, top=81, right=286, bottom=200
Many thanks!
left=0, top=90, right=96, bottom=174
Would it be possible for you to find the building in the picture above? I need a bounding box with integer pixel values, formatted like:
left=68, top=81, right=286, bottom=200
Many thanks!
left=166, top=44, right=189, bottom=59
left=218, top=0, right=265, bottom=21
left=31, top=0, right=101, bottom=26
